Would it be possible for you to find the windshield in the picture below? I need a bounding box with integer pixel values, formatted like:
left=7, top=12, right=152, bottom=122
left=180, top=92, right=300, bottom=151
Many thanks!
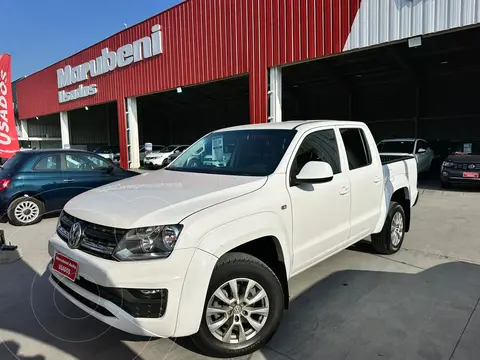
left=160, top=145, right=177, bottom=153
left=452, top=142, right=480, bottom=155
left=377, top=141, right=415, bottom=154
left=1, top=152, right=24, bottom=171
left=167, top=129, right=296, bottom=176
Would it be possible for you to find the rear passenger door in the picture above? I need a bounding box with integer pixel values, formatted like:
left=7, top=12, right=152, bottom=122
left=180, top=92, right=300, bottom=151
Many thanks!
left=338, top=127, right=383, bottom=240
left=28, top=154, right=64, bottom=212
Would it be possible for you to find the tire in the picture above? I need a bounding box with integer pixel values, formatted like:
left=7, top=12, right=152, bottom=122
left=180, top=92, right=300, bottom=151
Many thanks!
left=7, top=196, right=45, bottom=226
left=371, top=201, right=406, bottom=255
left=191, top=252, right=284, bottom=358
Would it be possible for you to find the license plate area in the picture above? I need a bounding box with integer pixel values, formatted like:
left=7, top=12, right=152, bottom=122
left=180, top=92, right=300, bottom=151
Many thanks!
left=463, top=172, right=479, bottom=178
left=52, top=253, right=78, bottom=282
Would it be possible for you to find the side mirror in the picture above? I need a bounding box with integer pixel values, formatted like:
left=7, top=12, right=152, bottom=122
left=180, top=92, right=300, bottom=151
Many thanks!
left=417, top=148, right=426, bottom=154
left=295, top=161, right=334, bottom=184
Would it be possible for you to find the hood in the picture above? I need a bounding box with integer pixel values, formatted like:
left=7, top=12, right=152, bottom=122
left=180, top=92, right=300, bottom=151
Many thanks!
left=64, top=169, right=267, bottom=229
left=445, top=154, right=480, bottom=162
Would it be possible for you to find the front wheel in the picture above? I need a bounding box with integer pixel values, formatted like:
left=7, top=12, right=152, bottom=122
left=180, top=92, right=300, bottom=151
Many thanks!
left=7, top=197, right=45, bottom=226
left=191, top=252, right=284, bottom=358
left=371, top=201, right=406, bottom=255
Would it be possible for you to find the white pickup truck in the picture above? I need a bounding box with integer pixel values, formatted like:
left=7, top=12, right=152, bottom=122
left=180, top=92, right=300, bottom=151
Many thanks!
left=48, top=120, right=418, bottom=358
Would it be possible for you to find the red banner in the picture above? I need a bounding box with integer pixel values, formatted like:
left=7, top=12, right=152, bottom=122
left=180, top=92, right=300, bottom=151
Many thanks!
left=0, top=54, right=19, bottom=159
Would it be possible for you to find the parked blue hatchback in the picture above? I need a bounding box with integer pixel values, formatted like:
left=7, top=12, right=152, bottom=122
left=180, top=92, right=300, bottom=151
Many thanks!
left=0, top=149, right=138, bottom=226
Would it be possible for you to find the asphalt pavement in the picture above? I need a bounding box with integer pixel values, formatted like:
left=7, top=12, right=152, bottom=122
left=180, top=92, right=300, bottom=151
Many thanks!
left=1, top=187, right=480, bottom=360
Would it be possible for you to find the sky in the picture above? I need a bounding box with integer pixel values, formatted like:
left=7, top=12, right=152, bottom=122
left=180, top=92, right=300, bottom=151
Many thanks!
left=3, top=0, right=182, bottom=80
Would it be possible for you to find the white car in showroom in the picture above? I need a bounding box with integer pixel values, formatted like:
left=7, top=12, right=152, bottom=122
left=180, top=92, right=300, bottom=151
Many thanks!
left=143, top=145, right=190, bottom=168
left=377, top=138, right=435, bottom=173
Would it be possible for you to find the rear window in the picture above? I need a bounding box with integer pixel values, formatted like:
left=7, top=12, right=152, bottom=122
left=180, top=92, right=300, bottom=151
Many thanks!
left=378, top=141, right=415, bottom=154
left=1, top=153, right=25, bottom=171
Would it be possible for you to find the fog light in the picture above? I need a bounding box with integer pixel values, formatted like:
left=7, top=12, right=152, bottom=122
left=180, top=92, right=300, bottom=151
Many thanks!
left=140, top=289, right=161, bottom=295
left=128, top=288, right=167, bottom=300
left=442, top=171, right=449, bottom=177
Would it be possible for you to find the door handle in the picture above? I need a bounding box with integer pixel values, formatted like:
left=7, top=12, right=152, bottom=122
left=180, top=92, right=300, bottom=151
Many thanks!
left=339, top=186, right=349, bottom=195
left=63, top=179, right=75, bottom=183
left=374, top=176, right=381, bottom=183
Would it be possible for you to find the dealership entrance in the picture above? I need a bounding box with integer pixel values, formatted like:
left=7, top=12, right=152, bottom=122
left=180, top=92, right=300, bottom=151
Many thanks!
left=67, top=101, right=119, bottom=152
left=279, top=25, right=480, bottom=165
left=126, top=75, right=250, bottom=167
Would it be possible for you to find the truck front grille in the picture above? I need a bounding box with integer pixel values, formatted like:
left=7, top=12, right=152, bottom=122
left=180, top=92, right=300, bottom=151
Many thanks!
left=57, top=212, right=128, bottom=260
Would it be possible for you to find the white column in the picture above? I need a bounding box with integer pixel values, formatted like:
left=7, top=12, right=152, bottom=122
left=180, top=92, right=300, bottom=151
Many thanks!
left=268, top=67, right=283, bottom=123
left=19, top=120, right=28, bottom=140
left=60, top=111, right=70, bottom=149
left=126, top=97, right=140, bottom=169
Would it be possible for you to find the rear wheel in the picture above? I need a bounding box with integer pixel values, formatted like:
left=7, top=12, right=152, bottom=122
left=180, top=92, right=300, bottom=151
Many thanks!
left=192, top=252, right=284, bottom=358
left=371, top=201, right=406, bottom=255
left=7, top=197, right=45, bottom=226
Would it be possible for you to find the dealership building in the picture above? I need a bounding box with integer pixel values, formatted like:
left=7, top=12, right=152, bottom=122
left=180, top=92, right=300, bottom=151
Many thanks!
left=15, top=0, right=480, bottom=168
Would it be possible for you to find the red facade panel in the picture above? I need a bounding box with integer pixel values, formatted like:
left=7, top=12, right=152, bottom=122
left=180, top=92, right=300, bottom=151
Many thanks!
left=16, top=0, right=362, bottom=126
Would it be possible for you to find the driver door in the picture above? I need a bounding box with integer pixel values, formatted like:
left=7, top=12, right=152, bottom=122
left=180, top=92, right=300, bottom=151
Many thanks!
left=287, top=127, right=351, bottom=274
left=415, top=140, right=430, bottom=172
left=61, top=152, right=114, bottom=203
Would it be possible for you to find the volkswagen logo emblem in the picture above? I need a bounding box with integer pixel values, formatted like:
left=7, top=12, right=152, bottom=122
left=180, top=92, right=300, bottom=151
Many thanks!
left=468, top=164, right=476, bottom=170
left=68, top=222, right=83, bottom=249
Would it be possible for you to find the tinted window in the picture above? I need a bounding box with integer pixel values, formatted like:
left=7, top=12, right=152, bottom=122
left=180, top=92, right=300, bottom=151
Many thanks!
left=417, top=140, right=429, bottom=152
left=1, top=153, right=25, bottom=171
left=168, top=129, right=296, bottom=176
left=34, top=155, right=61, bottom=171
left=378, top=141, right=415, bottom=154
left=341, top=128, right=372, bottom=170
left=66, top=153, right=111, bottom=171
left=293, top=129, right=341, bottom=175
left=161, top=145, right=178, bottom=153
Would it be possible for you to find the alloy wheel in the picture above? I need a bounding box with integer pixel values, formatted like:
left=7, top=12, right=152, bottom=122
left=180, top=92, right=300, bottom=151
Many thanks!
left=206, top=278, right=270, bottom=344
left=390, top=211, right=404, bottom=246
left=14, top=201, right=40, bottom=223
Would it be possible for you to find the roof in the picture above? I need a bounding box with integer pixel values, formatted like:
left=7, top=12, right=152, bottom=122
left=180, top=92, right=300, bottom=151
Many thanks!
left=379, top=138, right=424, bottom=142
left=216, top=120, right=367, bottom=132
left=17, top=149, right=91, bottom=155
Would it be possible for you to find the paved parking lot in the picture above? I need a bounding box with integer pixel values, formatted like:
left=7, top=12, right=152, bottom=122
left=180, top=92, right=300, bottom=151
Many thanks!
left=1, top=187, right=480, bottom=360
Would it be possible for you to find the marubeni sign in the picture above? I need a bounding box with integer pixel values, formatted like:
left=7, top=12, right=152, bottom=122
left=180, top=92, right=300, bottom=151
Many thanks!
left=0, top=54, right=20, bottom=159
left=56, top=25, right=163, bottom=104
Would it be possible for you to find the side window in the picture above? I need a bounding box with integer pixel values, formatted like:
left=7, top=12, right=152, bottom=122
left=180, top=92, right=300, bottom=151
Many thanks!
left=86, top=155, right=110, bottom=168
left=293, top=129, right=341, bottom=175
left=340, top=128, right=372, bottom=170
left=65, top=154, right=109, bottom=171
left=33, top=155, right=61, bottom=171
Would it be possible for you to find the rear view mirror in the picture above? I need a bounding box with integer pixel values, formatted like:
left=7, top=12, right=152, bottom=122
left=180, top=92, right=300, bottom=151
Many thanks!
left=295, top=161, right=334, bottom=184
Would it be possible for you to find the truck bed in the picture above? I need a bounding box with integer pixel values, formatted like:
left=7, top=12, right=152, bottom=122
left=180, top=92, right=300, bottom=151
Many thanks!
left=380, top=153, right=415, bottom=165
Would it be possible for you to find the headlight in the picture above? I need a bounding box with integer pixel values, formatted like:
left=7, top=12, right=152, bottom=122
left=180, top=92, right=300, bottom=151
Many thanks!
left=442, top=161, right=454, bottom=168
left=56, top=210, right=63, bottom=231
left=113, top=225, right=183, bottom=261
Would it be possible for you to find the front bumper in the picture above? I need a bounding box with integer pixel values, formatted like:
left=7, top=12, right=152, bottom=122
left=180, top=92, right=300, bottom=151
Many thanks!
left=440, top=168, right=480, bottom=184
left=48, top=233, right=197, bottom=337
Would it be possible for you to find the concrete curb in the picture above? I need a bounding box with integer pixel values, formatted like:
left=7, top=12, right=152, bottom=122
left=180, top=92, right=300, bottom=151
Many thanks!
left=0, top=248, right=23, bottom=264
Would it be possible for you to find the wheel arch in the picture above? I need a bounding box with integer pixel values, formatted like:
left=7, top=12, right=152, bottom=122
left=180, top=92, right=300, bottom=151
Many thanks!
left=390, top=187, right=411, bottom=232
left=8, top=192, right=46, bottom=209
